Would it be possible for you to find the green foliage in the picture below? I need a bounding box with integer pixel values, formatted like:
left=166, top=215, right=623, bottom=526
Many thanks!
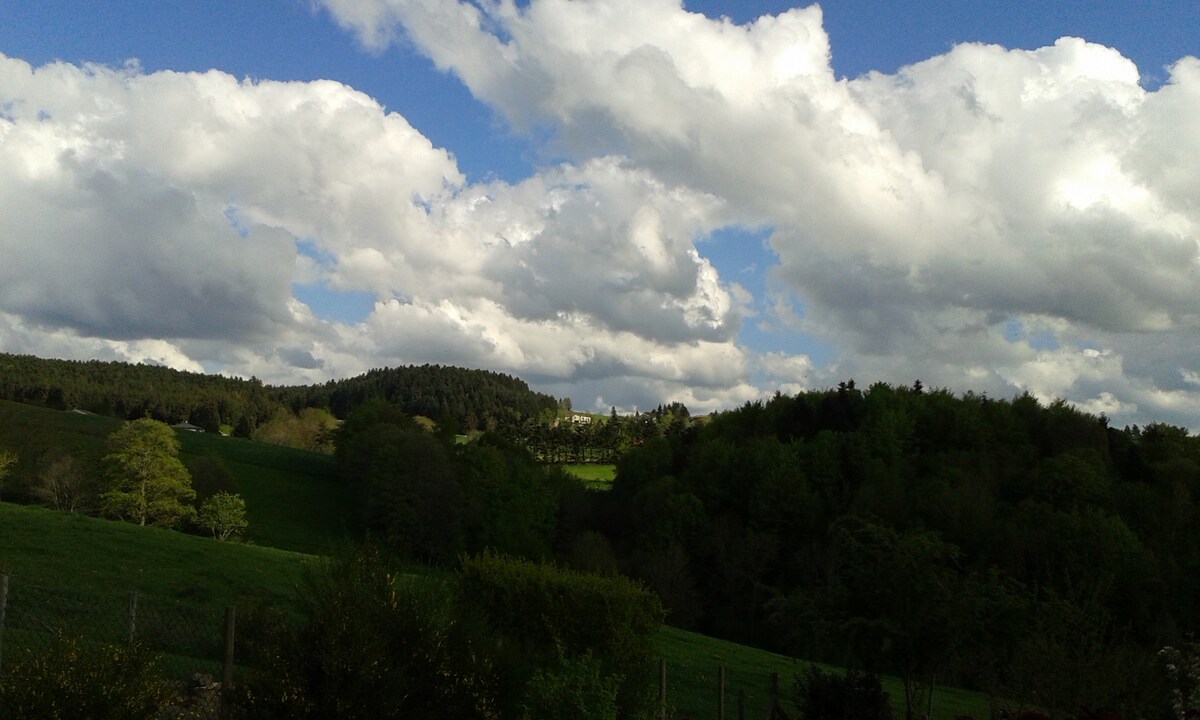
left=101, top=418, right=196, bottom=527
left=592, top=382, right=1200, bottom=716
left=0, top=447, right=15, bottom=500
left=0, top=633, right=180, bottom=720
left=289, top=363, right=558, bottom=434
left=253, top=407, right=338, bottom=452
left=197, top=491, right=248, bottom=540
left=521, top=648, right=619, bottom=720
left=0, top=351, right=278, bottom=429
left=794, top=665, right=894, bottom=720
left=459, top=551, right=664, bottom=719
left=336, top=403, right=568, bottom=563
left=237, top=545, right=502, bottom=719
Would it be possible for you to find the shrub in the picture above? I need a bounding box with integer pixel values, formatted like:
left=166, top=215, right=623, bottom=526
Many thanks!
left=0, top=632, right=181, bottom=720
left=235, top=545, right=501, bottom=719
left=793, top=665, right=894, bottom=720
left=459, top=551, right=664, bottom=719
left=521, top=647, right=619, bottom=720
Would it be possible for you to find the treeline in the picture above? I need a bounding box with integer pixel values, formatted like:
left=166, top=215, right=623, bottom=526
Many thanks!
left=584, top=382, right=1200, bottom=717
left=0, top=353, right=276, bottom=434
left=274, top=364, right=559, bottom=434
left=519, top=402, right=693, bottom=463
left=335, top=400, right=575, bottom=563
left=0, top=353, right=557, bottom=437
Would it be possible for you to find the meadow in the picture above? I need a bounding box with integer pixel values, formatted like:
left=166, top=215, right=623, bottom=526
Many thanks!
left=562, top=462, right=616, bottom=489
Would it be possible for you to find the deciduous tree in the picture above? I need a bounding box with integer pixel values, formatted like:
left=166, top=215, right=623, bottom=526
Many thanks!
left=197, top=491, right=248, bottom=540
left=101, top=418, right=195, bottom=527
left=32, top=452, right=90, bottom=512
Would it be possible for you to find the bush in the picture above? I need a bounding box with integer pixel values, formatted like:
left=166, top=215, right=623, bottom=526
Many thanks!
left=794, top=665, right=893, bottom=720
left=0, top=633, right=181, bottom=720
left=459, top=551, right=664, bottom=719
left=236, top=546, right=663, bottom=720
left=521, top=648, right=619, bottom=720
left=235, top=545, right=501, bottom=719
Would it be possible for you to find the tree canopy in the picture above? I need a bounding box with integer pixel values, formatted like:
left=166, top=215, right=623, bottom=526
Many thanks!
left=100, top=418, right=196, bottom=528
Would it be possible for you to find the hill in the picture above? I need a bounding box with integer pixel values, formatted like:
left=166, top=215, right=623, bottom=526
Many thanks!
left=0, top=501, right=986, bottom=720
left=0, top=352, right=558, bottom=437
left=0, top=400, right=352, bottom=554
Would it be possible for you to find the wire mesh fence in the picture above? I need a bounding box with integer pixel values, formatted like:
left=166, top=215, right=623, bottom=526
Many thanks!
left=0, top=575, right=234, bottom=718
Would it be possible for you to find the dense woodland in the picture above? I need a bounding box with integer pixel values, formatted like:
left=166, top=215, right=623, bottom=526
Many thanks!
left=590, top=383, right=1200, bottom=717
left=5, top=351, right=1200, bottom=717
left=0, top=353, right=557, bottom=436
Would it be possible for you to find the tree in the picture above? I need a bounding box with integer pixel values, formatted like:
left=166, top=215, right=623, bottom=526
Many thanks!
left=32, top=452, right=90, bottom=512
left=100, top=418, right=195, bottom=527
left=0, top=449, right=15, bottom=502
left=198, top=491, right=248, bottom=540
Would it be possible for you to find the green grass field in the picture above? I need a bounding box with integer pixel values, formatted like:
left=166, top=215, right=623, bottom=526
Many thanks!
left=0, top=503, right=309, bottom=608
left=562, top=462, right=616, bottom=489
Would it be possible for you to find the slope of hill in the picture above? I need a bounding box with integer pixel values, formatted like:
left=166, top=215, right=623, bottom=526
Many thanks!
left=0, top=502, right=308, bottom=609
left=0, top=400, right=353, bottom=554
left=0, top=501, right=986, bottom=720
left=0, top=352, right=558, bottom=436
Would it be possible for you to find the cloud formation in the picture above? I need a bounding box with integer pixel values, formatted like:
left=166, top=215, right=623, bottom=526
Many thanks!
left=320, top=0, right=1200, bottom=427
left=0, top=50, right=750, bottom=411
left=2, top=0, right=1199, bottom=428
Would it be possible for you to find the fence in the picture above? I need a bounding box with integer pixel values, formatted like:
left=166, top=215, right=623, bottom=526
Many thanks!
left=657, top=658, right=797, bottom=720
left=0, top=575, right=236, bottom=717
left=0, top=575, right=799, bottom=720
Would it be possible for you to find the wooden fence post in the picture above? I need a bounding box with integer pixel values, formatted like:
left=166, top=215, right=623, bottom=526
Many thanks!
left=126, top=591, right=138, bottom=645
left=718, top=664, right=726, bottom=720
left=0, top=574, right=8, bottom=672
left=221, top=605, right=236, bottom=720
left=659, top=658, right=668, bottom=720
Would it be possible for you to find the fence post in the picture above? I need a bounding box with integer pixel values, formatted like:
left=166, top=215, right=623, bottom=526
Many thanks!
left=717, top=664, right=726, bottom=720
left=769, top=671, right=785, bottom=719
left=126, top=591, right=138, bottom=645
left=221, top=605, right=236, bottom=720
left=0, top=574, right=8, bottom=673
left=659, top=658, right=668, bottom=720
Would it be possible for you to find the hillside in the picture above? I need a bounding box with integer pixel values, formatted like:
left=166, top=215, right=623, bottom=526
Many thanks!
left=0, top=502, right=309, bottom=609
left=0, top=501, right=986, bottom=720
left=0, top=352, right=558, bottom=437
left=0, top=400, right=353, bottom=554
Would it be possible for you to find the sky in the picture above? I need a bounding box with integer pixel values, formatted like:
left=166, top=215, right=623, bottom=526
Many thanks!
left=1, top=1, right=1199, bottom=429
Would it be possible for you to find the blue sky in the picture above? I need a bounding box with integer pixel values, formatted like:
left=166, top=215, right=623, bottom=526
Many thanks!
left=1, top=1, right=1199, bottom=427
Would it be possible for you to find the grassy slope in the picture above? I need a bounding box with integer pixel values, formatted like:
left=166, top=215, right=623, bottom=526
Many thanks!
left=0, top=502, right=308, bottom=609
left=0, top=400, right=353, bottom=554
left=173, top=430, right=353, bottom=554
left=657, top=625, right=986, bottom=720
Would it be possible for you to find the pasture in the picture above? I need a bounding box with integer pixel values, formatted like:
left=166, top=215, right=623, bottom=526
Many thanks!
left=562, top=462, right=616, bottom=489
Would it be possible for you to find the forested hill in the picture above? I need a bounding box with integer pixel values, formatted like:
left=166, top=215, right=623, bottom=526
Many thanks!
left=0, top=353, right=557, bottom=434
left=601, top=381, right=1200, bottom=712
left=273, top=365, right=558, bottom=432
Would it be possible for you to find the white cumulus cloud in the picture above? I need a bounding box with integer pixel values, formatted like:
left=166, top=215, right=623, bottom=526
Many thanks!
left=318, top=0, right=1200, bottom=428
